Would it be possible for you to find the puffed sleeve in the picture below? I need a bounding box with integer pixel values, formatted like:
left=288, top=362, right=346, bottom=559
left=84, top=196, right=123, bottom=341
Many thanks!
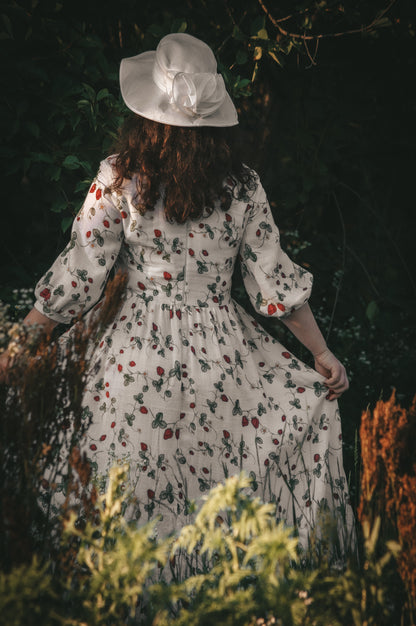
left=239, top=175, right=313, bottom=319
left=34, top=158, right=124, bottom=323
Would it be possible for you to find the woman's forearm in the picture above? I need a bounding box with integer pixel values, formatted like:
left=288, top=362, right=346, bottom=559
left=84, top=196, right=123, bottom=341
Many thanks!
left=22, top=307, right=59, bottom=334
left=280, top=303, right=328, bottom=356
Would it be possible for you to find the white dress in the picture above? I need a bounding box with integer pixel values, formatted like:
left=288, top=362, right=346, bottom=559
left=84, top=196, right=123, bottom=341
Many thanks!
left=35, top=156, right=356, bottom=557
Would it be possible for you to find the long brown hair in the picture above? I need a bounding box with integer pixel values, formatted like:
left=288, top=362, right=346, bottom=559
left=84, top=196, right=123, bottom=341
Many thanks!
left=111, top=114, right=253, bottom=223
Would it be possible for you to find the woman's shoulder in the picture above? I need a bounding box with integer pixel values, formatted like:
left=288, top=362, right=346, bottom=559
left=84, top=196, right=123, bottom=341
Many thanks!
left=97, top=154, right=118, bottom=181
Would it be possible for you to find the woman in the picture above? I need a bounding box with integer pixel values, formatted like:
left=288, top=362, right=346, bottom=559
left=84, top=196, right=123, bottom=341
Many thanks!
left=1, top=33, right=354, bottom=557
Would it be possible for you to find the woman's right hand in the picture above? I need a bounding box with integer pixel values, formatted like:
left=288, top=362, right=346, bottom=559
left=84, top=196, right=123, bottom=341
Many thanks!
left=314, top=348, right=349, bottom=401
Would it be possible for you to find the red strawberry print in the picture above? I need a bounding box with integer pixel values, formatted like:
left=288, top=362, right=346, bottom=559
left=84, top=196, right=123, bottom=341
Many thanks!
left=100, top=435, right=106, bottom=441
left=163, top=271, right=172, bottom=280
left=180, top=412, right=185, bottom=419
left=175, top=429, right=180, bottom=440
left=139, top=406, right=148, bottom=414
left=176, top=310, right=182, bottom=319
left=71, top=281, right=77, bottom=288
left=40, top=288, right=51, bottom=301
left=152, top=323, right=158, bottom=331
left=256, top=229, right=261, bottom=237
left=282, top=351, right=291, bottom=359
left=121, top=441, right=127, bottom=447
left=242, top=416, right=249, bottom=427
left=90, top=444, right=97, bottom=451
left=129, top=361, right=136, bottom=367
left=96, top=188, right=102, bottom=200
left=137, top=282, right=146, bottom=290
left=121, top=211, right=127, bottom=218
left=251, top=417, right=260, bottom=429
left=273, top=438, right=279, bottom=445
left=202, top=250, right=208, bottom=256
left=103, top=219, right=110, bottom=228
left=281, top=415, right=286, bottom=421
left=190, top=465, right=196, bottom=474
left=90, top=183, right=96, bottom=193
left=189, top=249, right=195, bottom=256
left=225, top=213, right=232, bottom=222
left=277, top=303, right=286, bottom=312
left=314, top=454, right=320, bottom=462
left=118, top=364, right=123, bottom=372
left=297, top=387, right=305, bottom=393
left=111, top=421, right=116, bottom=428
left=164, top=428, right=173, bottom=440
left=223, top=355, right=231, bottom=363
left=157, top=366, right=165, bottom=376
left=147, top=489, right=155, bottom=499
left=221, top=394, right=228, bottom=402
left=154, top=229, right=162, bottom=237
left=264, top=459, right=269, bottom=466
left=202, top=467, right=209, bottom=474
left=86, top=231, right=91, bottom=238
left=267, top=303, right=277, bottom=315
left=223, top=430, right=230, bottom=439
left=141, top=442, right=148, bottom=451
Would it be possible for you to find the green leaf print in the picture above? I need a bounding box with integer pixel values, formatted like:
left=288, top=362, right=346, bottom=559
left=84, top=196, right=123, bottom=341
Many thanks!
left=257, top=402, right=266, bottom=416
left=125, top=412, right=135, bottom=426
left=199, top=359, right=211, bottom=372
left=123, top=374, right=135, bottom=386
left=152, top=413, right=167, bottom=429
left=160, top=482, right=174, bottom=503
left=53, top=285, right=65, bottom=296
left=77, top=269, right=88, bottom=282
left=95, top=377, right=105, bottom=391
left=313, top=381, right=327, bottom=397
left=198, top=478, right=210, bottom=492
left=284, top=379, right=296, bottom=389
left=207, top=399, right=217, bottom=414
left=232, top=399, right=242, bottom=416
left=290, top=398, right=302, bottom=409
left=243, top=243, right=257, bottom=262
left=169, top=361, right=181, bottom=380
left=249, top=471, right=258, bottom=491
left=196, top=261, right=208, bottom=274
left=259, top=221, right=272, bottom=233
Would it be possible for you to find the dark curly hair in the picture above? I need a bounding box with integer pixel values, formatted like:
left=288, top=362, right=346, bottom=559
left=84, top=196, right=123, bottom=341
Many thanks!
left=111, top=114, right=253, bottom=223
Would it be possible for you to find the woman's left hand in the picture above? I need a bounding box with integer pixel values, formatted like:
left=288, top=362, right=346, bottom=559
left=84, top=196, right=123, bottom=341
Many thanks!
left=313, top=348, right=349, bottom=401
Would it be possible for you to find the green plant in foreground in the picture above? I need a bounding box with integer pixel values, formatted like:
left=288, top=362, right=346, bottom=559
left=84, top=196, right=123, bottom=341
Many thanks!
left=62, top=464, right=170, bottom=626
left=153, top=473, right=307, bottom=626
left=0, top=466, right=410, bottom=625
left=302, top=515, right=402, bottom=626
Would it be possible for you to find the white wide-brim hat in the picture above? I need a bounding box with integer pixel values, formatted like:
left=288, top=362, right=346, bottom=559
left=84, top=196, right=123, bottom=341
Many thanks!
left=120, top=33, right=238, bottom=127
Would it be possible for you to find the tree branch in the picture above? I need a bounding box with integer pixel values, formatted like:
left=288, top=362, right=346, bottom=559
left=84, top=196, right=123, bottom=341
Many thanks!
left=257, top=0, right=397, bottom=41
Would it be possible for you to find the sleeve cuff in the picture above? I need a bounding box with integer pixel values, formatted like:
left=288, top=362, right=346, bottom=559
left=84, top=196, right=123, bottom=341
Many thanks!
left=33, top=300, right=72, bottom=324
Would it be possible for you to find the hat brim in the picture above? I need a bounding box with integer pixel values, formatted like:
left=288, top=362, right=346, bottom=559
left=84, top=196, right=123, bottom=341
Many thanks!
left=120, top=51, right=238, bottom=128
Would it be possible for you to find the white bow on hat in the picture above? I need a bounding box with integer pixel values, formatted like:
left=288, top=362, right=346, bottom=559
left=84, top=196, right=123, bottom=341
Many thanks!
left=120, top=33, right=238, bottom=127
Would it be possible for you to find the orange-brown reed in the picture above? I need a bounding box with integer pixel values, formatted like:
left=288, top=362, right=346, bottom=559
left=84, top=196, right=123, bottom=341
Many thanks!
left=358, top=390, right=416, bottom=612
left=0, top=270, right=127, bottom=570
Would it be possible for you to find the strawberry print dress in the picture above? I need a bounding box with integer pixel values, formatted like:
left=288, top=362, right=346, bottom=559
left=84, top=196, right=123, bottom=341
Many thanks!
left=34, top=156, right=356, bottom=556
